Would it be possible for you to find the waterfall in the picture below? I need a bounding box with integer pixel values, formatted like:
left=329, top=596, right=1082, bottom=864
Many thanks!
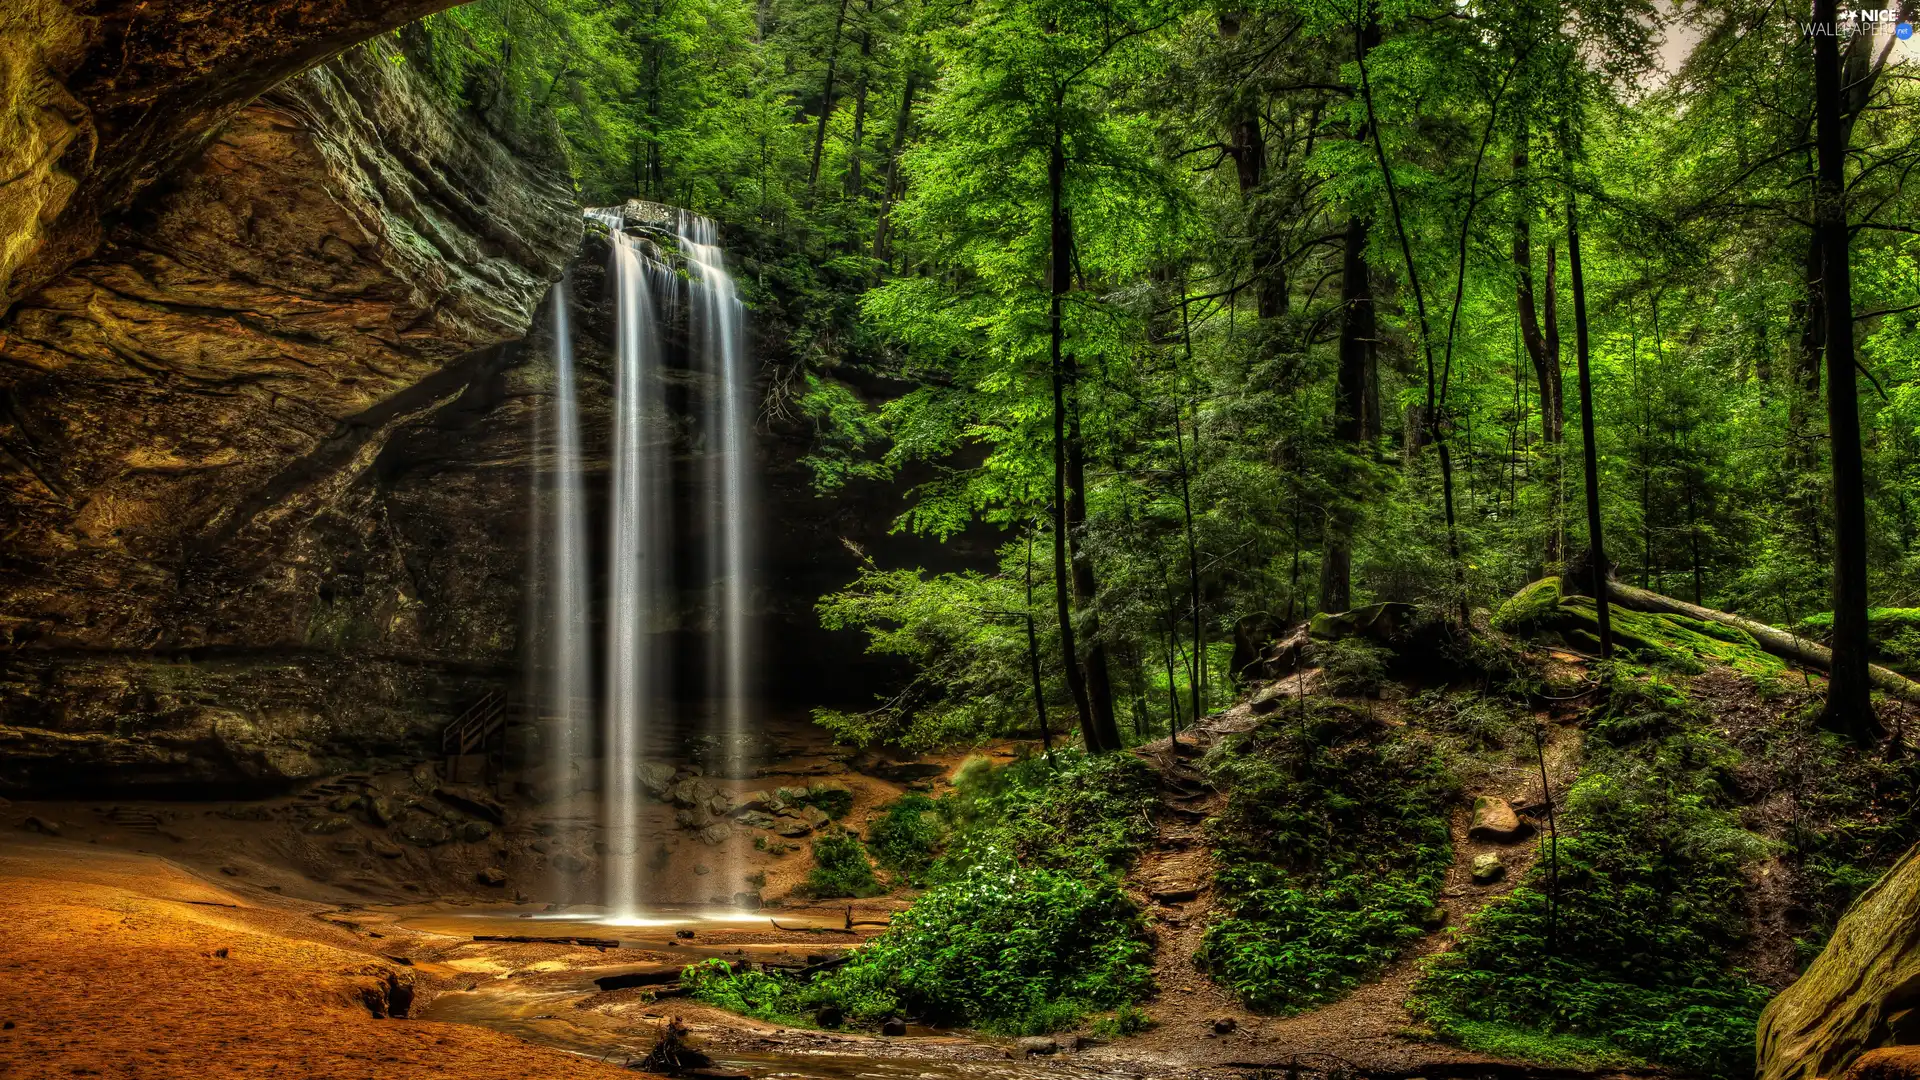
left=560, top=204, right=752, bottom=917
left=594, top=209, right=671, bottom=921
left=543, top=274, right=592, bottom=903
left=677, top=210, right=755, bottom=782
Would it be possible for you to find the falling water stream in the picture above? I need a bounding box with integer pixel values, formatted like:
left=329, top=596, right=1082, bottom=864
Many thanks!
left=542, top=274, right=592, bottom=904
left=546, top=204, right=755, bottom=918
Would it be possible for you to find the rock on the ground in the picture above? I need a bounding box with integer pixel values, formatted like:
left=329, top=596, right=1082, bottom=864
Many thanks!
left=396, top=818, right=451, bottom=847
left=305, top=816, right=351, bottom=836
left=1467, top=796, right=1533, bottom=842
left=550, top=851, right=589, bottom=874
left=1846, top=1047, right=1920, bottom=1080
left=476, top=867, right=507, bottom=887
left=880, top=1018, right=908, bottom=1036
left=1018, top=1037, right=1058, bottom=1055
left=1212, top=1017, right=1238, bottom=1035
left=1469, top=853, right=1505, bottom=884
left=1758, top=843, right=1920, bottom=1080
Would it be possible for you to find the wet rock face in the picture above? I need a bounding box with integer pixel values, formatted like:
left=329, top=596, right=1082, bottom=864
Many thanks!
left=1758, top=843, right=1920, bottom=1080
left=0, top=0, right=464, bottom=313
left=0, top=37, right=577, bottom=790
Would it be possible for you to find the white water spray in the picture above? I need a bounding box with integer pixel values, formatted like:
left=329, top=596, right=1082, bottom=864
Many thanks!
left=677, top=210, right=755, bottom=782
left=543, top=275, right=592, bottom=902
left=594, top=209, right=672, bottom=920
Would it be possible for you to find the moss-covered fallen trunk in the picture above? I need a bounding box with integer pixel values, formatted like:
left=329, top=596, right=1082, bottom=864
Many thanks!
left=1493, top=577, right=1920, bottom=702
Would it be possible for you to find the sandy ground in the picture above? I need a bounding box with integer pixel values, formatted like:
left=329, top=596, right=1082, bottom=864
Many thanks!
left=0, top=837, right=645, bottom=1080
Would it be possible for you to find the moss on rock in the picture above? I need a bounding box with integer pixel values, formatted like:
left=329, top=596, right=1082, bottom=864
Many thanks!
left=1491, top=577, right=1563, bottom=634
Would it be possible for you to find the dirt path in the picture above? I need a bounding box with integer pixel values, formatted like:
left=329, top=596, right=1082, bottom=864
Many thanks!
left=1105, top=698, right=1588, bottom=1074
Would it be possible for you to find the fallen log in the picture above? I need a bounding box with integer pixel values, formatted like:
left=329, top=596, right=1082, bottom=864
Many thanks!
left=1605, top=582, right=1920, bottom=703
left=472, top=934, right=622, bottom=948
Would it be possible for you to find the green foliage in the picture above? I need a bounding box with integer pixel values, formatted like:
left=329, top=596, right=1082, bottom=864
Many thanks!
left=1198, top=706, right=1456, bottom=1012
left=794, top=784, right=855, bottom=820
left=803, top=831, right=886, bottom=898
left=686, top=753, right=1158, bottom=1034
left=866, top=793, right=945, bottom=885
left=1316, top=637, right=1393, bottom=697
left=1412, top=672, right=1772, bottom=1078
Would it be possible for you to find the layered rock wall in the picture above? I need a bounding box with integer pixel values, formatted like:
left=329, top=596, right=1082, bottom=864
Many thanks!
left=0, top=37, right=578, bottom=790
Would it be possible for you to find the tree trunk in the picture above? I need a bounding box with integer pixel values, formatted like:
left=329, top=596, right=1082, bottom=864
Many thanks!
left=1606, top=582, right=1920, bottom=702
left=1812, top=0, right=1880, bottom=742
left=807, top=0, right=853, bottom=188
left=1024, top=529, right=1053, bottom=762
left=1321, top=211, right=1371, bottom=613
left=844, top=20, right=873, bottom=200
left=1067, top=381, right=1124, bottom=752
left=871, top=68, right=919, bottom=265
left=1049, top=117, right=1104, bottom=752
left=1567, top=190, right=1611, bottom=657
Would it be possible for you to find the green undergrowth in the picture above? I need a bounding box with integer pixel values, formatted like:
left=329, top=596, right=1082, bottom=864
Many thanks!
left=1795, top=608, right=1920, bottom=674
left=1737, top=703, right=1920, bottom=965
left=801, top=830, right=887, bottom=898
left=1411, top=668, right=1772, bottom=1079
left=1198, top=701, right=1457, bottom=1012
left=684, top=751, right=1159, bottom=1035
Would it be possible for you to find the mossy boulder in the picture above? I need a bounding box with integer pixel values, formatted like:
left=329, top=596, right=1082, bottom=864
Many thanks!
left=1491, top=577, right=1563, bottom=635
left=1757, top=843, right=1920, bottom=1080
left=1309, top=602, right=1420, bottom=643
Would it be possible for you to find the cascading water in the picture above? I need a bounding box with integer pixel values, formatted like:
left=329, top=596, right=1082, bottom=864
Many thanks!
left=593, top=208, right=673, bottom=920
left=552, top=204, right=753, bottom=919
left=676, top=211, right=755, bottom=784
left=541, top=274, right=592, bottom=903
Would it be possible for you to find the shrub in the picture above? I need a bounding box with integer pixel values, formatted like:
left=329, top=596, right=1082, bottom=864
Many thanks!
left=803, top=831, right=886, bottom=898
left=1317, top=637, right=1393, bottom=697
left=867, top=793, right=944, bottom=885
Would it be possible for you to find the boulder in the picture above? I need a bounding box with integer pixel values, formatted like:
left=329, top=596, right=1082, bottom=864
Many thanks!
left=1309, top=602, right=1419, bottom=644
left=328, top=794, right=361, bottom=813
left=432, top=787, right=505, bottom=825
left=676, top=808, right=714, bottom=830
left=736, top=811, right=778, bottom=830
left=1469, top=853, right=1505, bottom=884
left=1212, top=1017, right=1238, bottom=1035
left=372, top=841, right=404, bottom=859
left=305, top=816, right=352, bottom=836
left=20, top=816, right=60, bottom=836
left=396, top=818, right=452, bottom=847
left=880, top=1018, right=908, bottom=1037
left=639, top=763, right=677, bottom=800
left=362, top=796, right=394, bottom=828
left=1467, top=796, right=1532, bottom=843
left=1757, top=844, right=1920, bottom=1080
left=1018, top=1037, right=1059, bottom=1056
left=460, top=821, right=493, bottom=843
left=1846, top=1047, right=1920, bottom=1080
left=774, top=819, right=813, bottom=838
left=706, top=793, right=736, bottom=817
left=700, top=823, right=731, bottom=846
left=733, top=891, right=762, bottom=911
left=814, top=1005, right=843, bottom=1028
left=551, top=851, right=589, bottom=874
left=476, top=867, right=508, bottom=887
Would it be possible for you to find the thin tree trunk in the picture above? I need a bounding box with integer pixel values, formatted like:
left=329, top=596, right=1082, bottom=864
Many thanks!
left=1067, top=385, right=1123, bottom=751
left=1812, top=0, right=1879, bottom=742
left=1049, top=115, right=1105, bottom=752
left=844, top=19, right=873, bottom=200
left=1322, top=210, right=1371, bottom=614
left=1176, top=301, right=1206, bottom=723
left=871, top=68, right=919, bottom=265
left=807, top=0, right=853, bottom=188
left=1566, top=188, right=1612, bottom=658
left=1024, top=528, right=1053, bottom=763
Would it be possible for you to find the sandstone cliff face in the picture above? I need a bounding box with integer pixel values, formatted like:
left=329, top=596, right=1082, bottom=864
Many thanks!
left=0, top=38, right=578, bottom=790
left=0, top=0, right=462, bottom=314
left=1757, top=842, right=1920, bottom=1080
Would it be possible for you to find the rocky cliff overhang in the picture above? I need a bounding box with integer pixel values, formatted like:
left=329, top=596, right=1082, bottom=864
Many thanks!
left=0, top=31, right=579, bottom=790
left=0, top=0, right=468, bottom=315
